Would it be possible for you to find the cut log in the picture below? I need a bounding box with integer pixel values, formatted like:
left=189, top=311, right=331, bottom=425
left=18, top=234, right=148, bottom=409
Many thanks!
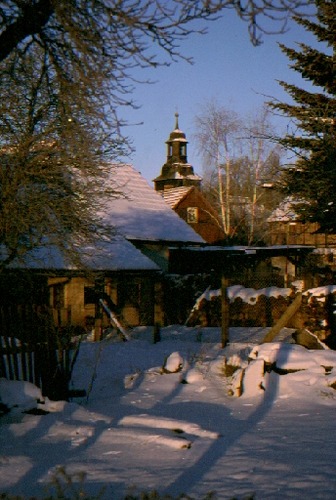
left=293, top=328, right=329, bottom=350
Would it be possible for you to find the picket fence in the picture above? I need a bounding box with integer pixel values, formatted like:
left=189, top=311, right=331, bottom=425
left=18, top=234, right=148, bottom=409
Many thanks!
left=0, top=304, right=77, bottom=400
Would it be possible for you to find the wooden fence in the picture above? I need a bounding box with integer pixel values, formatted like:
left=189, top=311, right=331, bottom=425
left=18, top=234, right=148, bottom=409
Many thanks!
left=0, top=304, right=77, bottom=400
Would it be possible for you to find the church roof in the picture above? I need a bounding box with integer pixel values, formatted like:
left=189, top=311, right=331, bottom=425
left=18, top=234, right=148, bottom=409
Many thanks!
left=167, top=135, right=187, bottom=143
left=161, top=186, right=194, bottom=208
left=153, top=113, right=202, bottom=189
left=166, top=113, right=187, bottom=142
left=153, top=167, right=202, bottom=183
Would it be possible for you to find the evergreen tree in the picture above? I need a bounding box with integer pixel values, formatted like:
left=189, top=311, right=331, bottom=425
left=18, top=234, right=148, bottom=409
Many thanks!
left=269, top=0, right=336, bottom=233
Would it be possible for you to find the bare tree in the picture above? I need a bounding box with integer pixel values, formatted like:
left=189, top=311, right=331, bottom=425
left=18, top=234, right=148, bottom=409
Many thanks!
left=0, top=46, right=124, bottom=270
left=0, top=1, right=315, bottom=64
left=0, top=2, right=316, bottom=124
left=242, top=107, right=284, bottom=244
left=0, top=1, right=313, bottom=266
left=194, top=101, right=283, bottom=244
left=194, top=100, right=242, bottom=237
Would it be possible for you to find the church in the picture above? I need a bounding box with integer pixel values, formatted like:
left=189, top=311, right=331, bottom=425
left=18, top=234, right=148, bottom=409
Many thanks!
left=153, top=113, right=225, bottom=244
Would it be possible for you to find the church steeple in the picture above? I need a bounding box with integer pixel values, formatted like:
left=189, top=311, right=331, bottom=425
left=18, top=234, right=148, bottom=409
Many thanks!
left=165, top=112, right=188, bottom=164
left=153, top=113, right=202, bottom=192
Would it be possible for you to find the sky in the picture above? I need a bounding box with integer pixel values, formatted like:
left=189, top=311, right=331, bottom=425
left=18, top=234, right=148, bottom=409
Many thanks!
left=119, top=7, right=319, bottom=186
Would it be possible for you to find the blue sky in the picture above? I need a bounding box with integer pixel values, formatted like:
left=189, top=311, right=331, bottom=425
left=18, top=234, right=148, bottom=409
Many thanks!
left=120, top=8, right=319, bottom=186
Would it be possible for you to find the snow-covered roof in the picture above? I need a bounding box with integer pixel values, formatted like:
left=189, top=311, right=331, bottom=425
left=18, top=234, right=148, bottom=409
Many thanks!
left=3, top=164, right=204, bottom=272
left=4, top=237, right=160, bottom=272
left=267, top=197, right=300, bottom=222
left=101, top=164, right=204, bottom=243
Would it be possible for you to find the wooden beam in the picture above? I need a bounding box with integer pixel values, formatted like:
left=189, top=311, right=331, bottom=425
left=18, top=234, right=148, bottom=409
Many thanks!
left=262, top=293, right=302, bottom=343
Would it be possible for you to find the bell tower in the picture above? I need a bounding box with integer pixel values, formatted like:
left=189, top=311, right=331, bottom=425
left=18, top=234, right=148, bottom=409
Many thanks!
left=153, top=113, right=202, bottom=192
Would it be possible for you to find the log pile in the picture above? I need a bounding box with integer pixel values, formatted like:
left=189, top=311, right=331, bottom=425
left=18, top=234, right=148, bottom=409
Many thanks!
left=187, top=286, right=336, bottom=345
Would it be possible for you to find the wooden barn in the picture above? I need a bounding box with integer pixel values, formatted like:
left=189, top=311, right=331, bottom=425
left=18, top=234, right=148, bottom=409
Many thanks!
left=1, top=164, right=204, bottom=332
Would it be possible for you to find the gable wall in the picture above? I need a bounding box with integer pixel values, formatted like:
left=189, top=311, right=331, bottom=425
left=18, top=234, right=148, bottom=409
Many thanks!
left=175, top=190, right=224, bottom=243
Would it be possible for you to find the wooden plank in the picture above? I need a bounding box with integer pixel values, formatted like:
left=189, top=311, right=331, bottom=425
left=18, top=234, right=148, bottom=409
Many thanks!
left=0, top=308, right=8, bottom=378
left=3, top=334, right=14, bottom=380
left=34, top=343, right=43, bottom=388
left=10, top=336, right=20, bottom=380
left=28, top=348, right=35, bottom=383
left=262, top=293, right=302, bottom=343
left=0, top=343, right=8, bottom=379
left=20, top=341, right=28, bottom=381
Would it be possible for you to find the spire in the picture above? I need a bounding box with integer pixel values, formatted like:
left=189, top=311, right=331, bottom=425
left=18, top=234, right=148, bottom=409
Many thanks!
left=153, top=111, right=202, bottom=192
left=175, top=111, right=179, bottom=130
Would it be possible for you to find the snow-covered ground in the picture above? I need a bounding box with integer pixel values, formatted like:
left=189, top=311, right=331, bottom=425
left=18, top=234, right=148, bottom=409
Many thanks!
left=1, top=325, right=336, bottom=499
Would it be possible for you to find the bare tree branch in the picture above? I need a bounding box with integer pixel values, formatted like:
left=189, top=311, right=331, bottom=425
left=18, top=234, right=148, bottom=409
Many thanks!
left=0, top=1, right=315, bottom=65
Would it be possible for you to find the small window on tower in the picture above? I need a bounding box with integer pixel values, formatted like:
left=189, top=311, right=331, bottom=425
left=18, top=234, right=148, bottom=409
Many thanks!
left=187, top=207, right=198, bottom=224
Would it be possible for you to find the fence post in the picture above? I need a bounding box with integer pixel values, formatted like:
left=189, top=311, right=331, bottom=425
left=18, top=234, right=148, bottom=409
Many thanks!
left=221, top=274, right=230, bottom=348
left=153, top=323, right=161, bottom=344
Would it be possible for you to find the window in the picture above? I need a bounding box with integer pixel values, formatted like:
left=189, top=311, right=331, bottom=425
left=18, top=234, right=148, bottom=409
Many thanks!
left=118, top=281, right=140, bottom=308
left=180, top=144, right=186, bottom=156
left=84, top=286, right=97, bottom=306
left=187, top=207, right=198, bottom=224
